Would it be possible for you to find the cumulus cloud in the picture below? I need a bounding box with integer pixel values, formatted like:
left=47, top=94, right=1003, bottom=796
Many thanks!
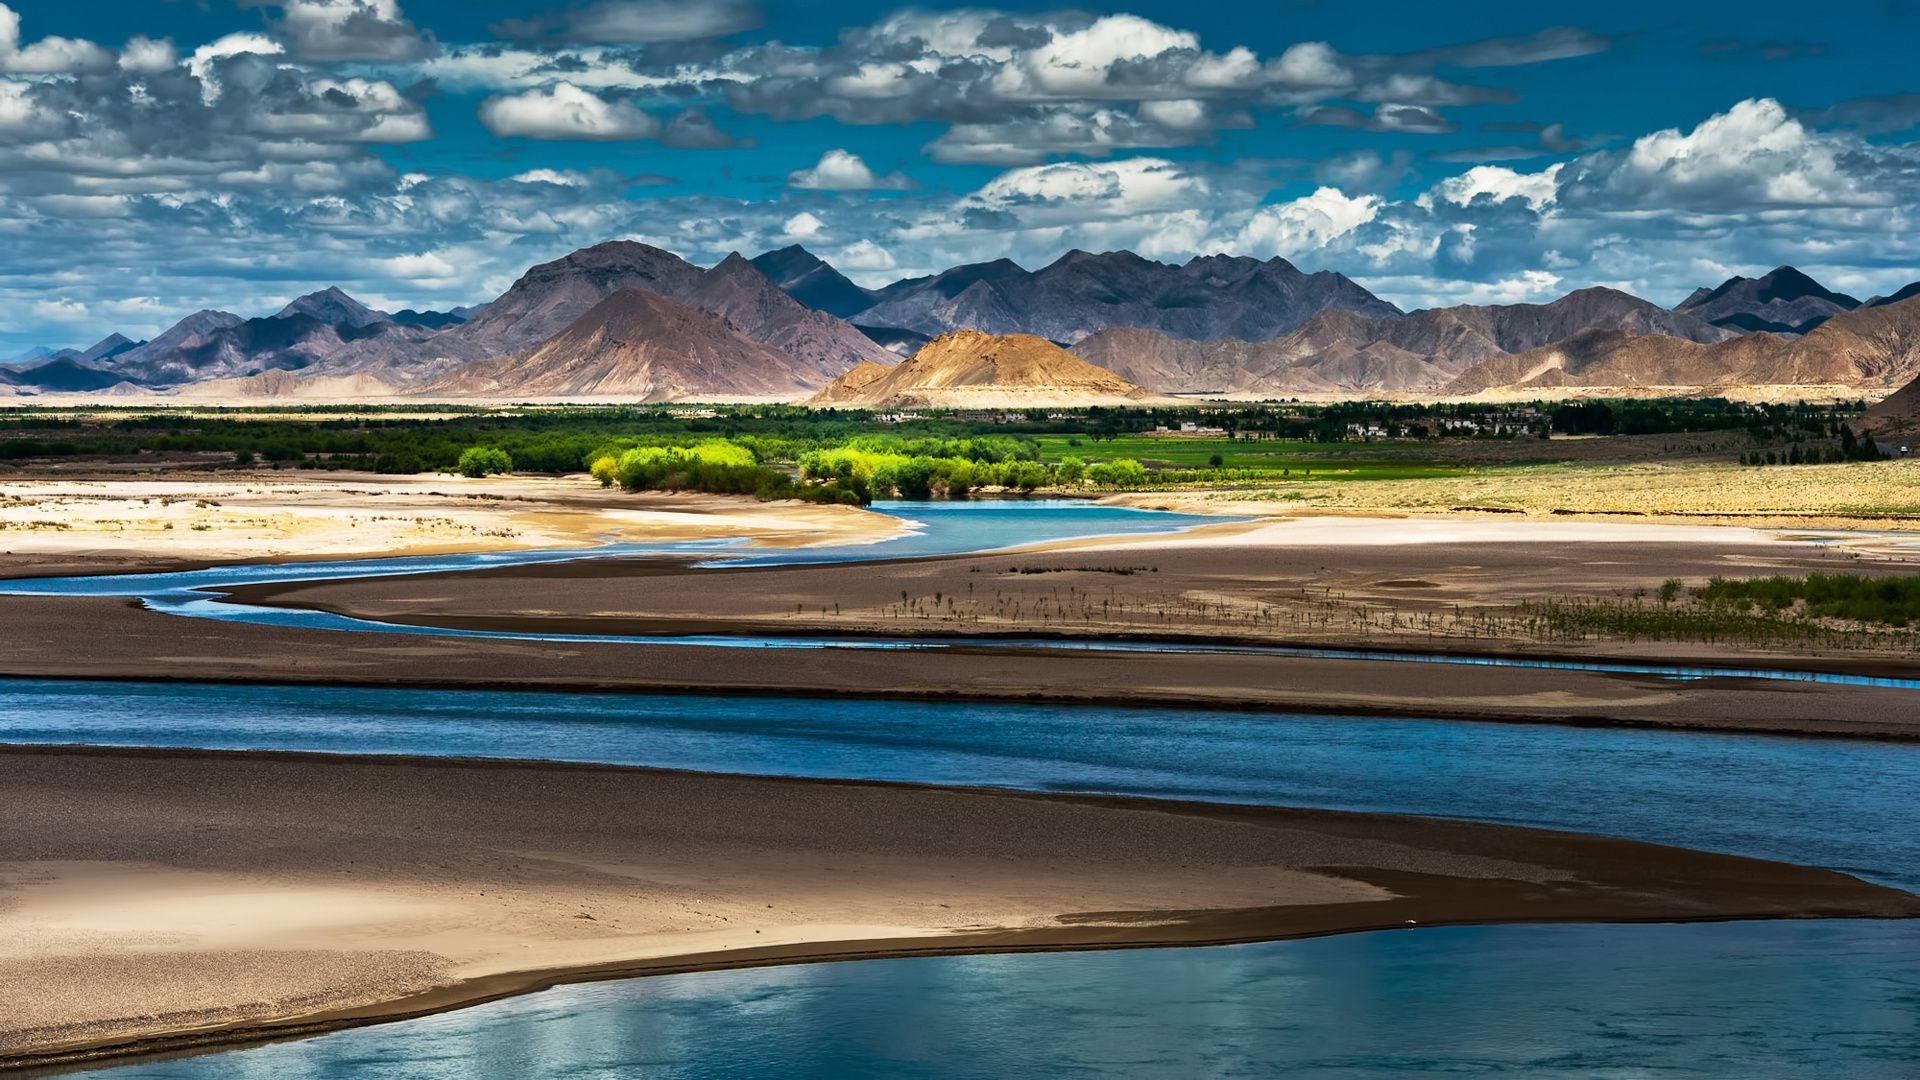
left=788, top=149, right=914, bottom=191
left=119, top=36, right=180, bottom=75
left=0, top=3, right=113, bottom=74
left=478, top=81, right=660, bottom=139
left=1426, top=164, right=1562, bottom=211
left=494, top=0, right=762, bottom=44
left=1565, top=97, right=1877, bottom=209
left=240, top=0, right=437, bottom=61
left=1227, top=187, right=1382, bottom=258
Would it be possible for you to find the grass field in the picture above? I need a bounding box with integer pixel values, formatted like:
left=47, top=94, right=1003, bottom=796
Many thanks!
left=1031, top=435, right=1470, bottom=481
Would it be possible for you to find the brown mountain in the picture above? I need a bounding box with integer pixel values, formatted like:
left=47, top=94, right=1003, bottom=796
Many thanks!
left=321, top=242, right=888, bottom=387
left=1446, top=295, right=1920, bottom=395
left=849, top=250, right=1401, bottom=344
left=1676, top=266, right=1861, bottom=336
left=681, top=253, right=897, bottom=378
left=810, top=330, right=1151, bottom=408
left=420, top=290, right=824, bottom=401
left=1075, top=287, right=1734, bottom=394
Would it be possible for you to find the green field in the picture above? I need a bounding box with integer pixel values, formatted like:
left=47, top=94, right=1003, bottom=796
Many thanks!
left=1031, top=435, right=1468, bottom=481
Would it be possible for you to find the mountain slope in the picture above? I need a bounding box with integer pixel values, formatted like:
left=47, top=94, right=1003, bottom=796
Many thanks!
left=421, top=289, right=824, bottom=401
left=0, top=357, right=130, bottom=392
left=810, top=330, right=1151, bottom=408
left=1446, top=295, right=1920, bottom=395
left=1676, top=266, right=1861, bottom=335
left=321, top=243, right=886, bottom=387
left=1865, top=373, right=1920, bottom=436
left=749, top=245, right=876, bottom=318
left=275, top=287, right=390, bottom=329
left=683, top=253, right=897, bottom=377
left=851, top=250, right=1401, bottom=344
left=1076, top=287, right=1734, bottom=394
left=1867, top=282, right=1920, bottom=309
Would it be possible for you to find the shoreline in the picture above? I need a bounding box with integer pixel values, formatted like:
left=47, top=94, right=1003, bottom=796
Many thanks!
left=3, top=594, right=1919, bottom=740
left=5, top=745, right=1916, bottom=1073
left=210, top=585, right=1920, bottom=685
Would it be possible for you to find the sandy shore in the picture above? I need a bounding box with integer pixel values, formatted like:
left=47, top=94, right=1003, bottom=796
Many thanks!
left=216, top=513, right=1920, bottom=689
left=4, top=745, right=1913, bottom=1071
left=0, top=471, right=899, bottom=578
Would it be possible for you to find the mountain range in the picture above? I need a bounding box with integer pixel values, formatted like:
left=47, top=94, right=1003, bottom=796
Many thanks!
left=15, top=241, right=1920, bottom=404
left=1675, top=266, right=1862, bottom=336
left=753, top=246, right=1403, bottom=345
left=1073, top=287, right=1736, bottom=395
left=1443, top=293, right=1920, bottom=395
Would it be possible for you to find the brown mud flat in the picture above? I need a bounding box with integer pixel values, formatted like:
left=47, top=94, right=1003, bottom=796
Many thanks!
left=4, top=746, right=1915, bottom=1072
left=4, top=593, right=1920, bottom=739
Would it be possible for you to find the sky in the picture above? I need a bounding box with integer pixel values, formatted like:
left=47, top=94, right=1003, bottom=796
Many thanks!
left=3, top=0, right=1920, bottom=351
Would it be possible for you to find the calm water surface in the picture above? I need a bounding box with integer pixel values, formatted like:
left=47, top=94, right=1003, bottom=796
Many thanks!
left=5, top=679, right=1917, bottom=889
left=8, top=498, right=1915, bottom=1078
left=93, top=922, right=1920, bottom=1079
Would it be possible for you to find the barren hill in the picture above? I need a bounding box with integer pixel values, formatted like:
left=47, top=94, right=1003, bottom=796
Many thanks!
left=1445, top=295, right=1920, bottom=396
left=1076, top=287, right=1733, bottom=394
left=810, top=330, right=1151, bottom=408
left=421, top=289, right=822, bottom=401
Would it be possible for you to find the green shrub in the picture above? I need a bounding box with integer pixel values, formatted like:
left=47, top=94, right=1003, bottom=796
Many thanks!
left=455, top=447, right=513, bottom=477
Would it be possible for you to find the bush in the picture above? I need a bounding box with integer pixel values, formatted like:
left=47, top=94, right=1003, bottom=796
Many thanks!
left=455, top=446, right=514, bottom=477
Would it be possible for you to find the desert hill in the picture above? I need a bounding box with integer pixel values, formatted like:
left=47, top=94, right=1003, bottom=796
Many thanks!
left=421, top=289, right=823, bottom=401
left=810, top=330, right=1151, bottom=408
left=1445, top=294, right=1920, bottom=395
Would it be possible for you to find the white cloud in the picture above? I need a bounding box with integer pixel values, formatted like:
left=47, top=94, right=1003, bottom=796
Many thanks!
left=781, top=211, right=825, bottom=239
left=990, top=14, right=1197, bottom=99
left=787, top=149, right=914, bottom=191
left=377, top=251, right=457, bottom=278
left=1426, top=164, right=1562, bottom=211
left=0, top=3, right=112, bottom=74
left=258, top=0, right=435, bottom=61
left=1228, top=186, right=1382, bottom=257
left=478, top=82, right=661, bottom=140
left=0, top=77, right=41, bottom=135
left=119, top=36, right=179, bottom=75
left=1585, top=97, right=1872, bottom=209
left=511, top=168, right=590, bottom=187
left=971, top=157, right=1207, bottom=216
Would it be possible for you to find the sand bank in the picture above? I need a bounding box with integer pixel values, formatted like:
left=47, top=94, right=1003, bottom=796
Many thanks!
left=0, top=472, right=899, bottom=578
left=4, top=746, right=1913, bottom=1071
left=2, top=594, right=1918, bottom=739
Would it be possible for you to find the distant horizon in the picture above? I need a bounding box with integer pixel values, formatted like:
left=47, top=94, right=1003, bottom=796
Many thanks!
left=2, top=0, right=1918, bottom=351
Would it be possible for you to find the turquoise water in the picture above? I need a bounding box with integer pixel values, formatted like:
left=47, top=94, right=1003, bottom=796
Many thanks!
left=96, top=921, right=1920, bottom=1080
left=22, top=680, right=1917, bottom=1078
left=9, top=497, right=1916, bottom=1077
left=4, top=498, right=1917, bottom=690
left=5, top=679, right=1917, bottom=890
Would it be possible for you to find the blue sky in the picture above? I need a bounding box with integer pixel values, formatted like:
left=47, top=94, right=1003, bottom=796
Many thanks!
left=3, top=0, right=1919, bottom=350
